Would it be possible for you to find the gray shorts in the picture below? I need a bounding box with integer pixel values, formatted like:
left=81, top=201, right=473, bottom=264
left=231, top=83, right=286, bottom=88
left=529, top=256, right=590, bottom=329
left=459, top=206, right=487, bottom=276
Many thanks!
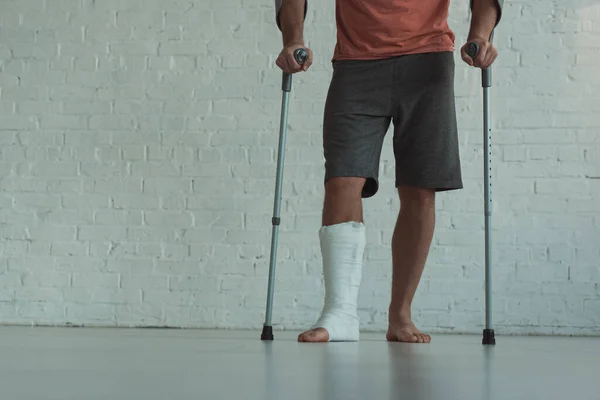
left=323, top=51, right=463, bottom=198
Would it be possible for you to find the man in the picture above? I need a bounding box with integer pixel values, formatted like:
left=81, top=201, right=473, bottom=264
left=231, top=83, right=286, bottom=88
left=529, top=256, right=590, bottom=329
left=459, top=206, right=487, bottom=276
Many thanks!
left=274, top=0, right=502, bottom=343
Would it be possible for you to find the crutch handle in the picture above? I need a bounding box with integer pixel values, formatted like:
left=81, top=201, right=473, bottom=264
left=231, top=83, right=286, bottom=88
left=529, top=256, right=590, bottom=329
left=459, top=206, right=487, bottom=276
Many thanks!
left=466, top=42, right=480, bottom=59
left=293, top=48, right=308, bottom=65
left=282, top=48, right=309, bottom=92
left=466, top=41, right=492, bottom=88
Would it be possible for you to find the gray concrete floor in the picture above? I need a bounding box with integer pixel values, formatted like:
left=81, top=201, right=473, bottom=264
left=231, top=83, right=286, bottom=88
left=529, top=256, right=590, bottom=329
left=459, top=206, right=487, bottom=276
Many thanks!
left=0, top=327, right=599, bottom=400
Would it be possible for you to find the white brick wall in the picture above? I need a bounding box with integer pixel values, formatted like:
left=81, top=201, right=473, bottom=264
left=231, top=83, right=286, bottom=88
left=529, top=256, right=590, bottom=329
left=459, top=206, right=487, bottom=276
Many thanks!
left=0, top=0, right=599, bottom=335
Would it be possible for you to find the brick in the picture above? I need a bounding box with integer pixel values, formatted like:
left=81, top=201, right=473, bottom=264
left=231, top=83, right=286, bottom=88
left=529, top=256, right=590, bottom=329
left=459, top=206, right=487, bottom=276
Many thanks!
left=0, top=304, right=18, bottom=320
left=29, top=162, right=78, bottom=178
left=181, top=228, right=227, bottom=244
left=161, top=244, right=189, bottom=261
left=110, top=41, right=159, bottom=56
left=146, top=145, right=172, bottom=161
left=94, top=210, right=143, bottom=225
left=2, top=240, right=29, bottom=256
left=17, top=100, right=62, bottom=115
left=50, top=242, right=88, bottom=257
left=40, top=115, right=87, bottom=130
left=528, top=145, right=558, bottom=161
left=113, top=195, right=160, bottom=210
left=535, top=179, right=590, bottom=195
left=189, top=244, right=212, bottom=259
left=63, top=101, right=110, bottom=115
left=574, top=248, right=600, bottom=265
left=121, top=274, right=168, bottom=290
left=18, top=303, right=66, bottom=320
left=41, top=210, right=94, bottom=225
left=22, top=271, right=70, bottom=288
left=144, top=210, right=193, bottom=227
left=173, top=146, right=198, bottom=163
left=80, top=162, right=128, bottom=178
left=0, top=116, right=36, bottom=130
left=517, top=264, right=570, bottom=282
left=15, top=287, right=64, bottom=302
left=182, top=163, right=229, bottom=177
left=93, top=146, right=122, bottom=162
left=12, top=43, right=59, bottom=59
left=143, top=177, right=192, bottom=194
left=89, top=115, right=136, bottom=130
left=570, top=267, right=600, bottom=283
left=158, top=41, right=208, bottom=56
left=98, top=85, right=146, bottom=100
left=127, top=227, right=178, bottom=242
left=544, top=281, right=594, bottom=299
left=66, top=304, right=116, bottom=321
left=0, top=270, right=23, bottom=288
left=122, top=146, right=145, bottom=161
left=105, top=259, right=154, bottom=275
left=62, top=194, right=110, bottom=210
left=131, top=161, right=180, bottom=177
left=91, top=289, right=142, bottom=305
left=159, top=195, right=186, bottom=210
left=78, top=226, right=127, bottom=241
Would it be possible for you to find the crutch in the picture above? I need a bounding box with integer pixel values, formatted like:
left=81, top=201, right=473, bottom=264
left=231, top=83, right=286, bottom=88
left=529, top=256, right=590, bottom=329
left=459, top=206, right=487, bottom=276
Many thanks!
left=466, top=37, right=496, bottom=346
left=261, top=48, right=308, bottom=341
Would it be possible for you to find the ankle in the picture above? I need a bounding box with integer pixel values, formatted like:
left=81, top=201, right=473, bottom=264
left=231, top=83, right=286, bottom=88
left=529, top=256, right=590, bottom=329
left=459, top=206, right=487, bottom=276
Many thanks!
left=389, top=303, right=412, bottom=322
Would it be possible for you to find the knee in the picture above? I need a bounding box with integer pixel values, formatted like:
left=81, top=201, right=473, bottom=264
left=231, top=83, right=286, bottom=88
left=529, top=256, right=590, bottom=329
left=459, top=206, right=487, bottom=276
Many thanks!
left=399, top=186, right=435, bottom=210
left=325, top=177, right=365, bottom=199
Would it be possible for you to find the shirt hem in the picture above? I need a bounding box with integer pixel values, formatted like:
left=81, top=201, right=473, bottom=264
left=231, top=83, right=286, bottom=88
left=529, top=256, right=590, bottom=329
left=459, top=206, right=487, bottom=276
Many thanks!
left=331, top=45, right=456, bottom=62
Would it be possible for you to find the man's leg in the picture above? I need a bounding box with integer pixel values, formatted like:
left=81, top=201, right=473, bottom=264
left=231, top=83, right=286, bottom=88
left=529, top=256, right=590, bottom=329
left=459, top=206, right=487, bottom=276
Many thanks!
left=297, top=57, right=393, bottom=343
left=298, top=177, right=365, bottom=343
left=386, top=51, right=463, bottom=343
left=386, top=186, right=435, bottom=343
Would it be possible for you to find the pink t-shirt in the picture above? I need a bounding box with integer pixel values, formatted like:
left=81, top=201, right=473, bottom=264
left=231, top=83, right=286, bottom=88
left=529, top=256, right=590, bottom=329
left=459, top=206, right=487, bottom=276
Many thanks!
left=332, top=0, right=456, bottom=61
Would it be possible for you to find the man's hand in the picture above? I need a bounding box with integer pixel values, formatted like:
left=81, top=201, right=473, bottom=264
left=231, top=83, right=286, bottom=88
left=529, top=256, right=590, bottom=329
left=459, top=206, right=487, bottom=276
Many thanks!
left=463, top=0, right=501, bottom=69
left=276, top=43, right=313, bottom=74
left=460, top=37, right=498, bottom=69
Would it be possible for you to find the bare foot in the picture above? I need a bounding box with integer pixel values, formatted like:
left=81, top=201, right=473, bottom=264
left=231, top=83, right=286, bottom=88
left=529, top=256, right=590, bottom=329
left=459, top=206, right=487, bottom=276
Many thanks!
left=387, top=318, right=431, bottom=344
left=298, top=327, right=330, bottom=342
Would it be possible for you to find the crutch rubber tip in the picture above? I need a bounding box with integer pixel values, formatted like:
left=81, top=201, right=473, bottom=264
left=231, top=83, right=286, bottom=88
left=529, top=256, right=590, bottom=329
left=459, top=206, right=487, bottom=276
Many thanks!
left=261, top=325, right=274, bottom=341
left=482, top=329, right=496, bottom=345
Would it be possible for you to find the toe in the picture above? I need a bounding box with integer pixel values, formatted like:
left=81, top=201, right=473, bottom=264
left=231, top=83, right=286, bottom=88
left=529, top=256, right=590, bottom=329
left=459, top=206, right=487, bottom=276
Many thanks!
left=298, top=328, right=329, bottom=343
left=401, top=333, right=418, bottom=343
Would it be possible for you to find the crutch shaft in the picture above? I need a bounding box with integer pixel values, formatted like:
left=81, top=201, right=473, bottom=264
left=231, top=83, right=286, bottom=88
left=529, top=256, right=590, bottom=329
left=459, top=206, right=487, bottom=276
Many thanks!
left=261, top=48, right=308, bottom=341
left=483, top=86, right=492, bottom=331
left=466, top=42, right=496, bottom=345
left=263, top=89, right=290, bottom=330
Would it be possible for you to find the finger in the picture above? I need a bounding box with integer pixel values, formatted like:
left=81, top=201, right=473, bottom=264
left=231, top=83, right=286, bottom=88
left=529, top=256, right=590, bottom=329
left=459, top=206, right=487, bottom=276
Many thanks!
left=485, top=47, right=498, bottom=68
left=460, top=45, right=473, bottom=66
left=282, top=56, right=296, bottom=74
left=277, top=53, right=290, bottom=72
left=302, top=49, right=313, bottom=71
left=482, top=51, right=494, bottom=69
left=460, top=45, right=472, bottom=65
left=288, top=54, right=302, bottom=72
left=473, top=45, right=488, bottom=68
